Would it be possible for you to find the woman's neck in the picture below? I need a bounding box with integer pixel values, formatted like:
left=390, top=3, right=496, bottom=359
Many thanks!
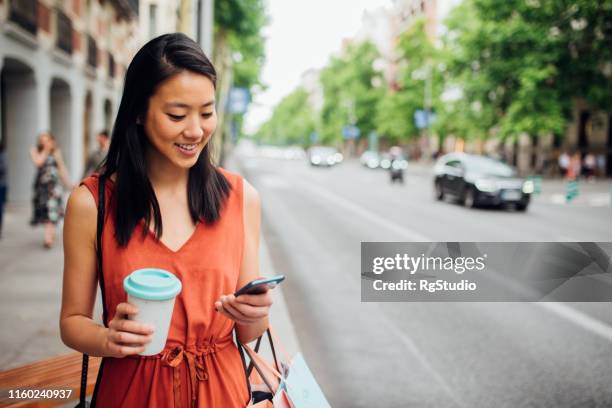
left=145, top=147, right=189, bottom=195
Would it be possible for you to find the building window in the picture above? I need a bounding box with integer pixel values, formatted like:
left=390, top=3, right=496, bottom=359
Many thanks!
left=149, top=4, right=157, bottom=39
left=109, top=53, right=115, bottom=78
left=56, top=9, right=73, bottom=54
left=9, top=0, right=37, bottom=34
left=87, top=34, right=97, bottom=68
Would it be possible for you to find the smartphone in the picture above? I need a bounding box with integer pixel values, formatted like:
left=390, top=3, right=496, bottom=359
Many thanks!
left=234, top=275, right=286, bottom=296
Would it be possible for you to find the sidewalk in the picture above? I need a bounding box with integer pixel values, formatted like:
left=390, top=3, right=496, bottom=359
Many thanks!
left=0, top=182, right=299, bottom=372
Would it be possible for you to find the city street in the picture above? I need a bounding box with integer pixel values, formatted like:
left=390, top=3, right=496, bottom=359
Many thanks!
left=236, top=151, right=612, bottom=408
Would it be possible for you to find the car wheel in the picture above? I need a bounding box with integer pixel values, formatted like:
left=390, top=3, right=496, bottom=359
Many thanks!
left=463, top=188, right=477, bottom=208
left=516, top=203, right=528, bottom=212
left=435, top=182, right=444, bottom=201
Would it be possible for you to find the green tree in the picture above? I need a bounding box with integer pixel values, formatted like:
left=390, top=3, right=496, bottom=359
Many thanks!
left=255, top=88, right=316, bottom=146
left=319, top=41, right=384, bottom=145
left=439, top=0, right=612, bottom=143
left=213, top=0, right=267, bottom=156
left=376, top=18, right=443, bottom=144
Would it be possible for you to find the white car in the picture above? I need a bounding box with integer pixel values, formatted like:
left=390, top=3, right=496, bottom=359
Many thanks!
left=360, top=151, right=380, bottom=169
left=308, top=147, right=343, bottom=167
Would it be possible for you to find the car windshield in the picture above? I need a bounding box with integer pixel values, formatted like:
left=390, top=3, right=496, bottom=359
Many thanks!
left=464, top=156, right=515, bottom=177
left=311, top=147, right=337, bottom=156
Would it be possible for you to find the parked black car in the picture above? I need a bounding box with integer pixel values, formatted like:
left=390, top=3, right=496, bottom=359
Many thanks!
left=433, top=153, right=533, bottom=211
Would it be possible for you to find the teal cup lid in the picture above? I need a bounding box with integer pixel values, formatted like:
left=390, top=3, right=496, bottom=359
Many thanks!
left=123, top=268, right=182, bottom=301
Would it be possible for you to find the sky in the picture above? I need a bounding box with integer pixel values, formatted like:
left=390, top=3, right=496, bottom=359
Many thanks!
left=243, top=0, right=392, bottom=134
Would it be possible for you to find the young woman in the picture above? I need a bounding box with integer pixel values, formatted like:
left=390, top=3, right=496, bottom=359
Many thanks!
left=60, top=33, right=272, bottom=407
left=30, top=131, right=73, bottom=248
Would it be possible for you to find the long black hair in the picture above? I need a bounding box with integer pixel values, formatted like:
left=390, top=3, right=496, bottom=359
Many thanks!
left=102, top=33, right=230, bottom=247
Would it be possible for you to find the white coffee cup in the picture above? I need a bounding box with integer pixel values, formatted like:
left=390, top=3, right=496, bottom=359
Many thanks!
left=123, top=268, right=182, bottom=356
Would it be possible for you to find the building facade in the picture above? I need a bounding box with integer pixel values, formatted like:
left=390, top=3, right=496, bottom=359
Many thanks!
left=0, top=0, right=139, bottom=203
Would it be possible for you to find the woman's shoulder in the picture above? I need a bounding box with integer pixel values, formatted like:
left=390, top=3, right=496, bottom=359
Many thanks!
left=66, top=184, right=97, bottom=221
left=216, top=167, right=240, bottom=184
left=79, top=173, right=114, bottom=204
left=216, top=167, right=259, bottom=208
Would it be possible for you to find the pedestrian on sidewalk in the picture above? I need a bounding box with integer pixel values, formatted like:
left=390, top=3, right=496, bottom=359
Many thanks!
left=0, top=144, right=7, bottom=239
left=82, top=130, right=110, bottom=178
left=583, top=153, right=596, bottom=182
left=29, top=131, right=73, bottom=248
left=558, top=151, right=570, bottom=178
left=60, top=33, right=272, bottom=408
left=570, top=152, right=582, bottom=180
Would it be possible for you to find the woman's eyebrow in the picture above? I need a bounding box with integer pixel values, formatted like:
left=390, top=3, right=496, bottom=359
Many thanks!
left=164, top=100, right=215, bottom=108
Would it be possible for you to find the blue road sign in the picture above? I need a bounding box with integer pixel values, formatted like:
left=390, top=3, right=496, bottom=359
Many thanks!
left=342, top=125, right=360, bottom=139
left=227, top=88, right=250, bottom=114
left=414, top=110, right=436, bottom=129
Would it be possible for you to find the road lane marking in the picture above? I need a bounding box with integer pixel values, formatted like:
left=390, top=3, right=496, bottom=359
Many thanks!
left=536, top=302, right=612, bottom=342
left=278, top=173, right=612, bottom=345
left=298, top=180, right=433, bottom=241
left=375, top=303, right=466, bottom=408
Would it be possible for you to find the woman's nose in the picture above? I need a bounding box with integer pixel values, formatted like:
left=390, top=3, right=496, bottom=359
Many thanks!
left=184, top=114, right=204, bottom=139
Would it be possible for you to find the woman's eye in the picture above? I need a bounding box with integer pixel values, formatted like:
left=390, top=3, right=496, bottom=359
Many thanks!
left=201, top=112, right=213, bottom=118
left=167, top=114, right=185, bottom=121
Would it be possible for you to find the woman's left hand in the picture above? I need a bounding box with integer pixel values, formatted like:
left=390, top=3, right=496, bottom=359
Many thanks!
left=215, top=291, right=273, bottom=325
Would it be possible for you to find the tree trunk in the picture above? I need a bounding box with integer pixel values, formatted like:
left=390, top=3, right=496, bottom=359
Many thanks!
left=212, top=32, right=234, bottom=165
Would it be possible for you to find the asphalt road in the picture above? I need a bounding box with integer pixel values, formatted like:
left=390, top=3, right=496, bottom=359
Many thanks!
left=237, top=153, right=612, bottom=408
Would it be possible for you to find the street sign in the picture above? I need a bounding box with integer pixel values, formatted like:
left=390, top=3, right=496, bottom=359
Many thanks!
left=414, top=109, right=436, bottom=129
left=227, top=87, right=250, bottom=114
left=342, top=125, right=360, bottom=140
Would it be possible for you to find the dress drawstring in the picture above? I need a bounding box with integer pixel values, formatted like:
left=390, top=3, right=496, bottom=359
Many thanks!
left=160, top=337, right=233, bottom=408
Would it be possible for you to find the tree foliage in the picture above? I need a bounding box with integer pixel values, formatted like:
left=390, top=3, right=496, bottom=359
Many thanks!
left=213, top=0, right=267, bottom=146
left=319, top=41, right=384, bottom=145
left=438, top=0, right=612, bottom=141
left=376, top=18, right=443, bottom=143
left=255, top=88, right=316, bottom=145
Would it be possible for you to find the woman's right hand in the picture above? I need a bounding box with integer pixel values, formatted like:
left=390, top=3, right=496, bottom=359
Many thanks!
left=103, top=302, right=155, bottom=358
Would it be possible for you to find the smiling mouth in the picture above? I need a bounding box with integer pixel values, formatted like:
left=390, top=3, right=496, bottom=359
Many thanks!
left=175, top=143, right=198, bottom=151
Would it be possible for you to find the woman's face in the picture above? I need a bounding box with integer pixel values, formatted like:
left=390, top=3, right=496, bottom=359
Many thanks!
left=143, top=71, right=217, bottom=170
left=39, top=133, right=53, bottom=149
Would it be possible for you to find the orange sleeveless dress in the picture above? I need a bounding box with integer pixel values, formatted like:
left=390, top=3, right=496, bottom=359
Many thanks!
left=81, top=169, right=250, bottom=408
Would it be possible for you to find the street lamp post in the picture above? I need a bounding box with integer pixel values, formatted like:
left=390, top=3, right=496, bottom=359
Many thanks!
left=424, top=62, right=432, bottom=142
left=193, top=0, right=214, bottom=56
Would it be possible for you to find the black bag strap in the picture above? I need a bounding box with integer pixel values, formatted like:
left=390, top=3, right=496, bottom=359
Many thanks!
left=246, top=329, right=280, bottom=377
left=236, top=330, right=253, bottom=400
left=77, top=174, right=108, bottom=407
left=236, top=327, right=282, bottom=398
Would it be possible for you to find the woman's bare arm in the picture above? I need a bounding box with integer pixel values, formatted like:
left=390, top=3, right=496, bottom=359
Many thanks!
left=60, top=186, right=154, bottom=357
left=217, top=179, right=271, bottom=344
left=60, top=185, right=109, bottom=355
left=30, top=146, right=48, bottom=168
left=53, top=149, right=73, bottom=189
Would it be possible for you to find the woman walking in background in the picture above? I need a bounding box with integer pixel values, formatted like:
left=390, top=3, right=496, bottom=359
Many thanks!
left=30, top=131, right=73, bottom=248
